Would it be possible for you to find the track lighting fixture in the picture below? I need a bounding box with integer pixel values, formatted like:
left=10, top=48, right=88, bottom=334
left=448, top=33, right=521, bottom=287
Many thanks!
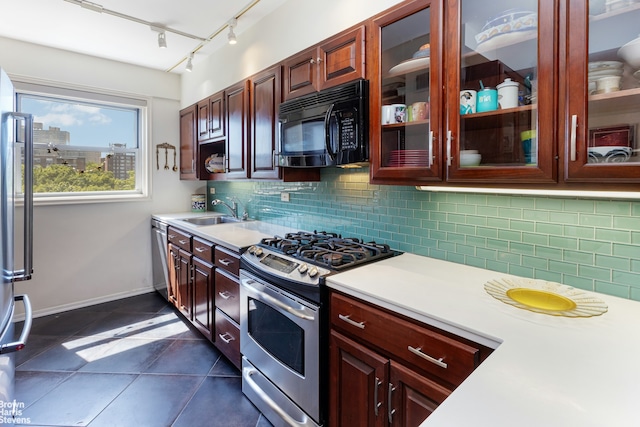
left=157, top=31, right=167, bottom=48
left=186, top=53, right=194, bottom=72
left=228, top=18, right=237, bottom=45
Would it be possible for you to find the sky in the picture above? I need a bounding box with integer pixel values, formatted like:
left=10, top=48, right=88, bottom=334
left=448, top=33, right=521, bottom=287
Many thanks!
left=20, top=95, right=138, bottom=148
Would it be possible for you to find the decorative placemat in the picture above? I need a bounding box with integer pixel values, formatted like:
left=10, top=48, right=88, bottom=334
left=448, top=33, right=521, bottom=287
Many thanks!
left=484, top=277, right=608, bottom=317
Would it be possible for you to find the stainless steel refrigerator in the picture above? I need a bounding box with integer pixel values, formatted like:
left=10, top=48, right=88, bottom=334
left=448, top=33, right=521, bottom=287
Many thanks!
left=0, top=67, right=33, bottom=404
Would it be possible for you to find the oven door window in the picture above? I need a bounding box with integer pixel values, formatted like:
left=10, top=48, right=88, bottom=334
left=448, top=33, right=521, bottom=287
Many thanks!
left=247, top=298, right=305, bottom=376
left=281, top=118, right=325, bottom=155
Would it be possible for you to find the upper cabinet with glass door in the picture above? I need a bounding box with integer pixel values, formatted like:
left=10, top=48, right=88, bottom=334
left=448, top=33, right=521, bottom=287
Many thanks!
left=444, top=0, right=556, bottom=184
left=369, top=0, right=443, bottom=184
left=564, top=0, right=640, bottom=183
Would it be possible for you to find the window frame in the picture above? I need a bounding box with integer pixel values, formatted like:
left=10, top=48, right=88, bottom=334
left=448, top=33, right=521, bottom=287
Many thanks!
left=13, top=77, right=151, bottom=205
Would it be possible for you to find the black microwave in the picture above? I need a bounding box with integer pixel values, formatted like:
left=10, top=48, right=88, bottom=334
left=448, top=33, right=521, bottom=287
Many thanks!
left=277, top=79, right=369, bottom=168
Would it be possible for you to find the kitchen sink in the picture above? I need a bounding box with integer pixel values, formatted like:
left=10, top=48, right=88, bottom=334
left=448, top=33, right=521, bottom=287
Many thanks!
left=180, top=216, right=247, bottom=226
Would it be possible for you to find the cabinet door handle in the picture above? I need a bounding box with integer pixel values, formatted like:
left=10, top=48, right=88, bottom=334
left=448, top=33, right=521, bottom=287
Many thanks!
left=570, top=114, right=578, bottom=161
left=428, top=130, right=434, bottom=168
left=310, top=58, right=315, bottom=64
left=218, top=291, right=232, bottom=300
left=218, top=332, right=235, bottom=343
left=316, top=57, right=322, bottom=63
left=338, top=314, right=365, bottom=329
left=446, top=130, right=453, bottom=167
left=388, top=383, right=396, bottom=424
left=374, top=377, right=382, bottom=416
left=218, top=258, right=232, bottom=266
left=408, top=345, right=448, bottom=369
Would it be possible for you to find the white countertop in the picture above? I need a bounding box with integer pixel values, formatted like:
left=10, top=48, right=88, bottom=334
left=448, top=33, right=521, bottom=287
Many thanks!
left=152, top=212, right=296, bottom=252
left=326, top=252, right=640, bottom=427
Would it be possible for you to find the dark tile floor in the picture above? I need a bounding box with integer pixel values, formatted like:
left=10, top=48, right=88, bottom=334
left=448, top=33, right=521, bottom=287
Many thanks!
left=13, top=292, right=273, bottom=427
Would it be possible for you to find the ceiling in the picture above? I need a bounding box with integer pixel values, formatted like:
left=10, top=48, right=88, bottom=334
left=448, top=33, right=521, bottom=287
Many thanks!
left=0, top=0, right=287, bottom=74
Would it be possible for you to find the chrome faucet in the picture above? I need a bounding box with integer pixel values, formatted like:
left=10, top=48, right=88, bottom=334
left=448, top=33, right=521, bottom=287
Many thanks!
left=211, top=198, right=238, bottom=218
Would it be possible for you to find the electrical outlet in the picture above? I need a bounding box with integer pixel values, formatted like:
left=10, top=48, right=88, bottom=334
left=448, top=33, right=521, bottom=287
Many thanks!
left=209, top=187, right=215, bottom=194
left=280, top=192, right=290, bottom=202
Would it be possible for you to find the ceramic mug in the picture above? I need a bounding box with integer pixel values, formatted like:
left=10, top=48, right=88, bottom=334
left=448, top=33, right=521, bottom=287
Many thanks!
left=497, top=78, right=519, bottom=109
left=411, top=102, right=428, bottom=121
left=392, top=104, right=406, bottom=123
left=459, top=90, right=477, bottom=115
left=476, top=88, right=498, bottom=112
left=382, top=105, right=396, bottom=124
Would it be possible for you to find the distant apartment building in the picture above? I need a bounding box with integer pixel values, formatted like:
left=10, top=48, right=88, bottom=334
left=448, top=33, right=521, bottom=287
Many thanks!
left=104, top=143, right=135, bottom=180
left=32, top=122, right=101, bottom=169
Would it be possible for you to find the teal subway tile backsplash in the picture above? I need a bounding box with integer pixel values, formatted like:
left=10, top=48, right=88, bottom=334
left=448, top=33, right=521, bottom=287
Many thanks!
left=207, top=167, right=640, bottom=301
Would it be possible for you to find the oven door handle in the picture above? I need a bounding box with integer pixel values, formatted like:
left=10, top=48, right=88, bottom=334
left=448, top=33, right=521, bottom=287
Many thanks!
left=243, top=366, right=313, bottom=426
left=242, top=278, right=315, bottom=321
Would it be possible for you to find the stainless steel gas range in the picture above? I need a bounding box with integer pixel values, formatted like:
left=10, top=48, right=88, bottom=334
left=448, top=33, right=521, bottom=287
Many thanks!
left=239, top=231, right=399, bottom=427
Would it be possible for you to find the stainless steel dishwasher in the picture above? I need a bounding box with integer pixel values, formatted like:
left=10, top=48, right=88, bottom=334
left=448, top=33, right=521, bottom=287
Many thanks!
left=151, top=218, right=169, bottom=300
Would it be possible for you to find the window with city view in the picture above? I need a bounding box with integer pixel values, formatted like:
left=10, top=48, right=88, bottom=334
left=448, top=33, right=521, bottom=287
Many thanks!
left=14, top=80, right=148, bottom=202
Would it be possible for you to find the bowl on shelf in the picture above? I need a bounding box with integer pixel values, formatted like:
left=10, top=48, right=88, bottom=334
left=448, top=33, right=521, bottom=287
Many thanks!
left=460, top=150, right=481, bottom=167
left=618, top=35, right=640, bottom=69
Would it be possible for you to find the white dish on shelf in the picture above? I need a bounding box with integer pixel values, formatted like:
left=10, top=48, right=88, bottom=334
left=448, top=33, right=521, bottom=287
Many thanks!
left=588, top=60, right=624, bottom=71
left=388, top=57, right=430, bottom=76
left=475, top=29, right=537, bottom=53
left=475, top=10, right=537, bottom=45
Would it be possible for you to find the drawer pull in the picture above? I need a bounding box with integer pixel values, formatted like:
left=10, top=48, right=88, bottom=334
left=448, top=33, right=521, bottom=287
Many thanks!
left=218, top=291, right=232, bottom=300
left=194, top=246, right=207, bottom=253
left=373, top=377, right=382, bottom=416
left=218, top=332, right=235, bottom=343
left=338, top=314, right=365, bottom=329
left=218, top=258, right=232, bottom=266
left=168, top=234, right=176, bottom=239
left=388, top=383, right=396, bottom=424
left=408, top=346, right=448, bottom=369
left=178, top=239, right=188, bottom=245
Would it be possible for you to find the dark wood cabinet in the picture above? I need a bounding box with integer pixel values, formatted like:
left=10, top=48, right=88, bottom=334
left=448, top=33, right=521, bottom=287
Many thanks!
left=192, top=236, right=215, bottom=339
left=179, top=104, right=197, bottom=180
left=250, top=66, right=281, bottom=180
left=248, top=66, right=320, bottom=182
left=284, top=25, right=366, bottom=101
left=225, top=80, right=250, bottom=179
left=330, top=330, right=388, bottom=427
left=329, top=291, right=491, bottom=425
left=213, top=245, right=242, bottom=369
left=389, top=360, right=450, bottom=426
left=166, top=227, right=245, bottom=365
left=197, top=91, right=225, bottom=143
left=562, top=0, right=640, bottom=185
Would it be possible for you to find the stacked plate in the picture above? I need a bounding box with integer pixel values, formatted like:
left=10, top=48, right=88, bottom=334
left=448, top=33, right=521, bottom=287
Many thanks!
left=387, top=150, right=429, bottom=167
left=588, top=61, right=624, bottom=93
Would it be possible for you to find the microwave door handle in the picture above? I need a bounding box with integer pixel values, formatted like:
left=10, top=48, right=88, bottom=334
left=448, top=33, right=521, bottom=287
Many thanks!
left=324, top=103, right=337, bottom=160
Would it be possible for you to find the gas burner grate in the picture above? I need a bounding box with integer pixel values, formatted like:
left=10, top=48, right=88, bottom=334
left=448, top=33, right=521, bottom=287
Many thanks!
left=257, top=231, right=396, bottom=270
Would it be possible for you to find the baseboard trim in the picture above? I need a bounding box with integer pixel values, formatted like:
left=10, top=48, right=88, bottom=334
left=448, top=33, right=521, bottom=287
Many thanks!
left=14, top=286, right=158, bottom=321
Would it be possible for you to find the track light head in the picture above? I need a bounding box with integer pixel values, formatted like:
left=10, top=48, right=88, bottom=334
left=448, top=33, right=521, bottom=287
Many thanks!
left=157, top=31, right=167, bottom=48
left=228, top=18, right=237, bottom=45
left=186, top=53, right=194, bottom=72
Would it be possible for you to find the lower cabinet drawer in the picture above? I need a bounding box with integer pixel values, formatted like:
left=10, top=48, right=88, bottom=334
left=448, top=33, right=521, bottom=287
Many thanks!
left=215, top=269, right=240, bottom=324
left=331, top=292, right=480, bottom=386
left=214, top=309, right=241, bottom=370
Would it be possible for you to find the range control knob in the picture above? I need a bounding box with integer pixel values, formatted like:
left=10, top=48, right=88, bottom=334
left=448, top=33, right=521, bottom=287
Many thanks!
left=308, top=266, right=319, bottom=277
left=247, top=245, right=257, bottom=255
left=254, top=247, right=263, bottom=257
left=298, top=264, right=308, bottom=274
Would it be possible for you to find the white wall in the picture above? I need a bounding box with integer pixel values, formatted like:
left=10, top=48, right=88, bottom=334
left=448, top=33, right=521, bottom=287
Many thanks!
left=181, top=0, right=404, bottom=107
left=1, top=37, right=204, bottom=316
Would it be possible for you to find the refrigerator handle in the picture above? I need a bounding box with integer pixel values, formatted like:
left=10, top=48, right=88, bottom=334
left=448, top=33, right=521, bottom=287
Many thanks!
left=0, top=295, right=32, bottom=354
left=10, top=112, right=33, bottom=281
